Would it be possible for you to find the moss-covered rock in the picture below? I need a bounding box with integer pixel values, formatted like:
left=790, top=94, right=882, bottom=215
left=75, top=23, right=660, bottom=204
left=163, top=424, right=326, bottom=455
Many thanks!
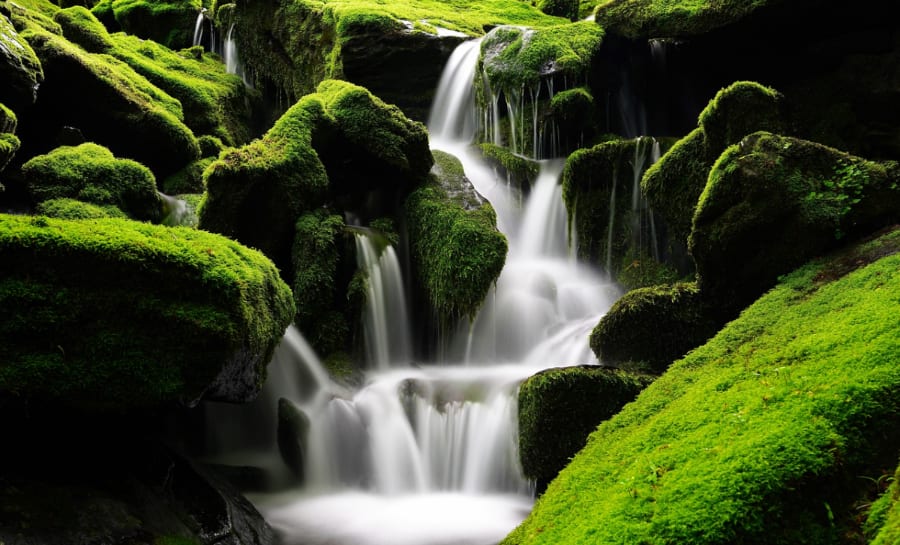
left=518, top=365, right=653, bottom=493
left=0, top=214, right=294, bottom=410
left=562, top=136, right=679, bottom=287
left=0, top=103, right=19, bottom=175
left=35, top=197, right=127, bottom=219
left=161, top=156, right=214, bottom=195
left=0, top=12, right=44, bottom=110
left=406, top=150, right=507, bottom=324
left=590, top=282, right=719, bottom=373
left=865, top=465, right=900, bottom=545
left=477, top=143, right=539, bottom=191
left=642, top=81, right=787, bottom=261
left=593, top=0, right=782, bottom=39
left=108, top=0, right=201, bottom=50
left=691, top=131, right=900, bottom=315
left=504, top=227, right=900, bottom=545
left=24, top=28, right=200, bottom=177
left=22, top=143, right=162, bottom=221
left=53, top=4, right=113, bottom=52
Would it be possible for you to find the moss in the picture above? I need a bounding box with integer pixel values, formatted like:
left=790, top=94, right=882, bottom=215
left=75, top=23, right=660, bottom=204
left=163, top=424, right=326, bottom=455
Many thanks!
left=4, top=0, right=63, bottom=34
left=0, top=10, right=44, bottom=110
left=161, top=156, right=215, bottom=195
left=548, top=86, right=593, bottom=136
left=0, top=133, right=19, bottom=174
left=518, top=365, right=654, bottom=493
left=535, top=0, right=578, bottom=20
left=593, top=0, right=781, bottom=39
left=477, top=143, right=539, bottom=190
left=197, top=134, right=225, bottom=157
left=504, top=227, right=900, bottom=545
left=109, top=0, right=202, bottom=49
left=291, top=209, right=350, bottom=357
left=0, top=213, right=295, bottom=410
left=22, top=143, right=163, bottom=221
left=590, top=281, right=719, bottom=373
left=0, top=102, right=16, bottom=134
left=866, top=466, right=900, bottom=545
left=690, top=131, right=900, bottom=316
left=480, top=21, right=603, bottom=92
left=406, top=150, right=507, bottom=324
left=53, top=5, right=113, bottom=53
left=35, top=197, right=127, bottom=219
left=24, top=28, right=200, bottom=177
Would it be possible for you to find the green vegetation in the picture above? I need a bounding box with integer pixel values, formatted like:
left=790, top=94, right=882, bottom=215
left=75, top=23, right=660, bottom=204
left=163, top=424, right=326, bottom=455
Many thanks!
left=35, top=197, right=127, bottom=219
left=478, top=143, right=539, bottom=189
left=406, top=150, right=507, bottom=324
left=593, top=0, right=779, bottom=38
left=504, top=228, right=900, bottom=545
left=691, top=131, right=900, bottom=315
left=162, top=157, right=215, bottom=195
left=22, top=143, right=162, bottom=222
left=590, top=282, right=719, bottom=373
left=0, top=214, right=294, bottom=410
left=0, top=10, right=44, bottom=110
left=0, top=103, right=19, bottom=174
left=866, top=465, right=900, bottom=545
left=108, top=0, right=201, bottom=49
left=53, top=5, right=113, bottom=52
left=518, top=366, right=654, bottom=492
left=548, top=86, right=594, bottom=138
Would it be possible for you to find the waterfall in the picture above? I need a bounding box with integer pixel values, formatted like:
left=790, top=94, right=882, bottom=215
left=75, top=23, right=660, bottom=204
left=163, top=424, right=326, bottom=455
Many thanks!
left=224, top=23, right=249, bottom=86
left=192, top=10, right=206, bottom=48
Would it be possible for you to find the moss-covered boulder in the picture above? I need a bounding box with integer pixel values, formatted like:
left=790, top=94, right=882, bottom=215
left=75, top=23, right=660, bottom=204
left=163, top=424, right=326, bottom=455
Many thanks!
left=0, top=103, right=19, bottom=175
left=0, top=12, right=43, bottom=110
left=642, top=81, right=787, bottom=259
left=504, top=227, right=900, bottom=545
left=518, top=365, right=653, bottom=493
left=866, top=464, right=900, bottom=545
left=232, top=0, right=565, bottom=121
left=108, top=0, right=201, bottom=50
left=562, top=136, right=679, bottom=287
left=406, top=150, right=507, bottom=325
left=24, top=28, right=200, bottom=177
left=691, top=131, right=900, bottom=315
left=35, top=197, right=127, bottom=219
left=593, top=0, right=782, bottom=39
left=478, top=143, right=539, bottom=191
left=590, top=282, right=719, bottom=373
left=52, top=4, right=113, bottom=53
left=22, top=143, right=162, bottom=221
left=0, top=214, right=294, bottom=410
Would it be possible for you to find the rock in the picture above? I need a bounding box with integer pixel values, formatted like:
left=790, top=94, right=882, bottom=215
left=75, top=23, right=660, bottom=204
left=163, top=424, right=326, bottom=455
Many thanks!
left=691, top=131, right=900, bottom=315
left=0, top=102, right=19, bottom=175
left=0, top=12, right=43, bottom=111
left=518, top=365, right=653, bottom=493
left=108, top=0, right=201, bottom=50
left=22, top=142, right=162, bottom=222
left=406, top=149, right=507, bottom=325
left=594, top=0, right=784, bottom=39
left=35, top=197, right=127, bottom=219
left=0, top=213, right=295, bottom=410
left=277, top=397, right=310, bottom=480
left=477, top=143, right=539, bottom=193
left=53, top=4, right=113, bottom=53
left=590, top=282, right=720, bottom=373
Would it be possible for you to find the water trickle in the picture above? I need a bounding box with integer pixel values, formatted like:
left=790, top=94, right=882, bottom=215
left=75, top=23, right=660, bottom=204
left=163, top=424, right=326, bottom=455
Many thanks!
left=224, top=23, right=249, bottom=86
left=192, top=9, right=206, bottom=48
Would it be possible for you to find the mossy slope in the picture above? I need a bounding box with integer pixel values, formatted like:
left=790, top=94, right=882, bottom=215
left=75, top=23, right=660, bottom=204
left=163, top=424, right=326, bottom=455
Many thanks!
left=504, top=228, right=900, bottom=545
left=0, top=214, right=294, bottom=410
left=108, top=0, right=201, bottom=50
left=594, top=0, right=784, bottom=39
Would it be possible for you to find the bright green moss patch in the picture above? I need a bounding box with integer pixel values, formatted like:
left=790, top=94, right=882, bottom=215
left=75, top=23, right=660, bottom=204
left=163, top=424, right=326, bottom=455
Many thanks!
left=35, top=197, right=127, bottom=219
left=0, top=105, right=19, bottom=173
left=109, top=0, right=201, bottom=49
left=161, top=156, right=215, bottom=195
left=866, top=465, right=900, bottom=545
left=518, top=366, right=654, bottom=493
left=53, top=5, right=113, bottom=52
left=406, top=150, right=507, bottom=324
left=691, top=131, right=900, bottom=314
left=0, top=10, right=44, bottom=109
left=593, top=0, right=782, bottom=39
left=0, top=214, right=295, bottom=410
left=22, top=143, right=162, bottom=222
left=504, top=228, right=900, bottom=545
left=477, top=143, right=538, bottom=189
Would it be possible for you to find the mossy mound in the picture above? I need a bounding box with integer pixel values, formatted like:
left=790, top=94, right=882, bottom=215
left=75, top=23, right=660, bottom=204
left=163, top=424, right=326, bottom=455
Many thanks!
left=593, top=0, right=783, bottom=39
left=53, top=4, right=113, bottom=53
left=108, top=0, right=201, bottom=50
left=35, top=197, right=127, bottom=219
left=518, top=365, right=653, bottom=493
left=590, top=282, right=719, bottom=373
left=0, top=12, right=43, bottom=110
left=642, top=81, right=787, bottom=255
left=0, top=214, right=295, bottom=410
left=691, top=131, right=900, bottom=315
left=478, top=143, right=539, bottom=191
left=0, top=103, right=19, bottom=174
left=562, top=136, right=678, bottom=287
left=504, top=227, right=900, bottom=545
left=406, top=150, right=507, bottom=324
left=24, top=28, right=200, bottom=177
left=161, top=156, right=214, bottom=195
left=22, top=143, right=162, bottom=221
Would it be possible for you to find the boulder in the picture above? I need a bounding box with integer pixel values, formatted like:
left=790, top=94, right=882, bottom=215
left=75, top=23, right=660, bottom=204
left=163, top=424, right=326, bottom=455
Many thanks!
left=0, top=214, right=294, bottom=410
left=35, top=197, right=127, bottom=219
left=518, top=365, right=653, bottom=493
left=22, top=142, right=162, bottom=221
left=0, top=102, right=19, bottom=175
left=108, top=0, right=201, bottom=50
left=0, top=12, right=43, bottom=111
left=594, top=0, right=785, bottom=39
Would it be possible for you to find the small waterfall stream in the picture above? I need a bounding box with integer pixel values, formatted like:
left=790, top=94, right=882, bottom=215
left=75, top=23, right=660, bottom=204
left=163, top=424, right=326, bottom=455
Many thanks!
left=209, top=36, right=621, bottom=545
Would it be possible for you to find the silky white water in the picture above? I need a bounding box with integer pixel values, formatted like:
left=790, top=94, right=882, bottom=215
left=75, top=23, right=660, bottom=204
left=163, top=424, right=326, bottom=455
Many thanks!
left=212, top=37, right=620, bottom=545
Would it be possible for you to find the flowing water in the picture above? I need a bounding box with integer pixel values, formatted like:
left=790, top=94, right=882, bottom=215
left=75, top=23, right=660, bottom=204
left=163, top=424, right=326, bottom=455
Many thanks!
left=209, top=37, right=620, bottom=545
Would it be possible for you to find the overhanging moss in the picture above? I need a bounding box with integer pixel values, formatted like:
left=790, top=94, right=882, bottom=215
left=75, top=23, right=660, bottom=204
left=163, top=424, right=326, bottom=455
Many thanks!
left=109, top=0, right=201, bottom=49
left=477, top=143, right=539, bottom=190
left=0, top=214, right=295, bottom=410
left=504, top=227, right=900, bottom=545
left=406, top=150, right=507, bottom=324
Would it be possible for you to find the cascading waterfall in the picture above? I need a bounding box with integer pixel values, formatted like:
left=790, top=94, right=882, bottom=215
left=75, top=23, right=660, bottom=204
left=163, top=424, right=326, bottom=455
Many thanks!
left=210, top=36, right=621, bottom=545
left=192, top=10, right=206, bottom=48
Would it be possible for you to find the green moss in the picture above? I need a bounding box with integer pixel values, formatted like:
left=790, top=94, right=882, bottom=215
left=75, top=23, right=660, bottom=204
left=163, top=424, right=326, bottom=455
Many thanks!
left=866, top=466, right=900, bottom=545
left=0, top=133, right=19, bottom=174
left=504, top=228, right=900, bottom=545
left=35, top=197, right=127, bottom=219
left=593, top=0, right=779, bottom=39
left=518, top=366, right=654, bottom=492
left=161, top=156, right=215, bottom=195
left=0, top=213, right=295, bottom=410
left=477, top=143, right=539, bottom=189
left=690, top=132, right=900, bottom=314
left=24, top=28, right=200, bottom=177
left=109, top=0, right=202, bottom=49
left=4, top=0, right=63, bottom=34
left=590, top=282, right=719, bottom=373
left=53, top=5, right=113, bottom=52
left=22, top=143, right=162, bottom=222
left=292, top=209, right=349, bottom=357
left=480, top=21, right=603, bottom=91
left=535, top=0, right=578, bottom=20
left=0, top=103, right=16, bottom=134
left=0, top=10, right=44, bottom=109
left=406, top=150, right=507, bottom=323
left=197, top=135, right=225, bottom=157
